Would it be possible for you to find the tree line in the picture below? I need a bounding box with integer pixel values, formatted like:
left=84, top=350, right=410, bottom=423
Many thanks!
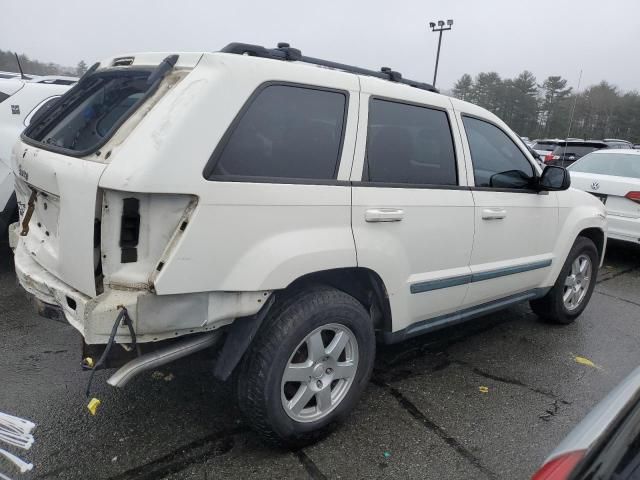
left=451, top=71, right=640, bottom=143
left=0, top=49, right=87, bottom=77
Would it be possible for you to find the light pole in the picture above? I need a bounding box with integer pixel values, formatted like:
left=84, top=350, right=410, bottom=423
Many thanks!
left=429, top=19, right=453, bottom=88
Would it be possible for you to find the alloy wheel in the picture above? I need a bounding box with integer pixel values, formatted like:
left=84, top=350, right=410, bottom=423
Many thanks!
left=563, top=254, right=592, bottom=311
left=281, top=323, right=359, bottom=423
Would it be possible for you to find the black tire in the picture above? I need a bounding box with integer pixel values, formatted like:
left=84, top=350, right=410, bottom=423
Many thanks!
left=530, top=236, right=599, bottom=324
left=236, top=285, right=375, bottom=447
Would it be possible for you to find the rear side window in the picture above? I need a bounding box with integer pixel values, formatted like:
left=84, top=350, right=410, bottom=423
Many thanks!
left=552, top=145, right=599, bottom=157
left=364, top=99, right=457, bottom=185
left=24, top=70, right=152, bottom=154
left=207, top=85, right=347, bottom=181
left=463, top=116, right=534, bottom=188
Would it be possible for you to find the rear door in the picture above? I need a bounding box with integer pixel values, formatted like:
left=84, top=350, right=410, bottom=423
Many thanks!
left=351, top=78, right=474, bottom=336
left=454, top=104, right=558, bottom=307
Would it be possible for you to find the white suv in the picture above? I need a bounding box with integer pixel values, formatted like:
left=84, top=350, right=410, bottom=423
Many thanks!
left=9, top=43, right=606, bottom=446
left=0, top=76, right=74, bottom=232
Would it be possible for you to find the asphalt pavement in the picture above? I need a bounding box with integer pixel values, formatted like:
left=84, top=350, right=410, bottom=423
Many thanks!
left=1, top=240, right=639, bottom=480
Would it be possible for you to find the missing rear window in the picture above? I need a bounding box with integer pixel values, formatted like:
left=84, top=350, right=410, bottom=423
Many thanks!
left=24, top=70, right=152, bottom=155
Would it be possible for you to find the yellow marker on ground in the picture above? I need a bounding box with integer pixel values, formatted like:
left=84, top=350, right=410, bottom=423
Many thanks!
left=479, top=386, right=489, bottom=393
left=574, top=356, right=597, bottom=368
left=87, top=398, right=101, bottom=415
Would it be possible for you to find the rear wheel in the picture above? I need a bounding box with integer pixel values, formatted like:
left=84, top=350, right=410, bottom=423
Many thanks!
left=530, top=236, right=599, bottom=324
left=236, top=286, right=375, bottom=447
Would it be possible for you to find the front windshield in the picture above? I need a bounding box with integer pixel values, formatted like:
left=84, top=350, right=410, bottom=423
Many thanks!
left=569, top=152, right=640, bottom=179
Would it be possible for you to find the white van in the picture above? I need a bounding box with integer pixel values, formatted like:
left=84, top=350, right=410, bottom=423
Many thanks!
left=9, top=43, right=606, bottom=446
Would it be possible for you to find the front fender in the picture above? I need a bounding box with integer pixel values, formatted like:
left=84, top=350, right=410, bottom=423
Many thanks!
left=542, top=190, right=607, bottom=286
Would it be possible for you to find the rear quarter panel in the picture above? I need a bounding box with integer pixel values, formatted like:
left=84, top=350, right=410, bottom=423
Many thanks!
left=99, top=53, right=360, bottom=294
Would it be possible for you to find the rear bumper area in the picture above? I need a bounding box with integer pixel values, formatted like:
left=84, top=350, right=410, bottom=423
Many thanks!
left=607, top=214, right=640, bottom=244
left=12, top=232, right=271, bottom=344
left=14, top=242, right=144, bottom=344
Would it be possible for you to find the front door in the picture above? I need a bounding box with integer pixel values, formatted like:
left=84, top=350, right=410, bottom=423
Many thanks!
left=455, top=108, right=558, bottom=308
left=351, top=80, right=475, bottom=337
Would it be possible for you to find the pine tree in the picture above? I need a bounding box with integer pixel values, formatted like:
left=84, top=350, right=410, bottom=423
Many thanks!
left=76, top=60, right=88, bottom=76
left=452, top=74, right=473, bottom=101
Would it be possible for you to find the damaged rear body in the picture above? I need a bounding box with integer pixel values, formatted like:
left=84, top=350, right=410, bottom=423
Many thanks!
left=10, top=52, right=272, bottom=346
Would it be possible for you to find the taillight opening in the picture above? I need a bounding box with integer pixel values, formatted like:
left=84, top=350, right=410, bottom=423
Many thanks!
left=120, top=198, right=140, bottom=263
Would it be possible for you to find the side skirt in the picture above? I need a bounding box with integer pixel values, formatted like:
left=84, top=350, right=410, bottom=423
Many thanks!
left=381, top=287, right=551, bottom=344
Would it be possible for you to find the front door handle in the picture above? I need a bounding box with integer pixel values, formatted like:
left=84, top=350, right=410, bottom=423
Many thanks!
left=482, top=208, right=507, bottom=220
left=365, top=208, right=404, bottom=223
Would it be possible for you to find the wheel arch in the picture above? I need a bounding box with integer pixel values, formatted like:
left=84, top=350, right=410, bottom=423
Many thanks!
left=577, top=227, right=606, bottom=266
left=286, top=267, right=392, bottom=334
left=213, top=267, right=392, bottom=382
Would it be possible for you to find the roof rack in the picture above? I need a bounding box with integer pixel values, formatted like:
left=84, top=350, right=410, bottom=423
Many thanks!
left=220, top=42, right=439, bottom=94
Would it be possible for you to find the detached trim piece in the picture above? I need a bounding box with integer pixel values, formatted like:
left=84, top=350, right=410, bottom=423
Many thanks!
left=383, top=288, right=551, bottom=344
left=471, top=260, right=552, bottom=282
left=410, top=274, right=471, bottom=294
left=410, top=259, right=552, bottom=294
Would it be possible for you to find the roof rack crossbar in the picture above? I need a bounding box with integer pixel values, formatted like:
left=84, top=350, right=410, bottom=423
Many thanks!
left=220, top=42, right=438, bottom=94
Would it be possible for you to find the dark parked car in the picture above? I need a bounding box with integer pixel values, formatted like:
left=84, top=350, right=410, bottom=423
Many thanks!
left=543, top=141, right=608, bottom=167
left=532, top=139, right=562, bottom=158
left=532, top=365, right=640, bottom=480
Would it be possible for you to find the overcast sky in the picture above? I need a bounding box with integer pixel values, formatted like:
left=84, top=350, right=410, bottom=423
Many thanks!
left=2, top=0, right=639, bottom=92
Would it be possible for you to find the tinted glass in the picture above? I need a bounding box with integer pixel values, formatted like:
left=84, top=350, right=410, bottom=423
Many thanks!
left=569, top=152, right=640, bottom=179
left=211, top=85, right=346, bottom=180
left=364, top=99, right=457, bottom=185
left=26, top=71, right=152, bottom=152
left=462, top=116, right=534, bottom=188
left=532, top=141, right=558, bottom=151
left=0, top=91, right=9, bottom=104
left=552, top=145, right=600, bottom=157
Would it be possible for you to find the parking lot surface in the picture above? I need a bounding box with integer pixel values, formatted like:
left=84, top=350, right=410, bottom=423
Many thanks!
left=1, top=240, right=639, bottom=480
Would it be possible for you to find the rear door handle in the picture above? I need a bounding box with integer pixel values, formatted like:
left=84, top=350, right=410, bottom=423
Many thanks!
left=481, top=208, right=507, bottom=220
left=365, top=208, right=404, bottom=223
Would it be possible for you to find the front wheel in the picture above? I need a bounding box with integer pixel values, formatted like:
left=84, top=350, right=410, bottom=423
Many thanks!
left=530, top=236, right=599, bottom=324
left=236, top=286, right=375, bottom=447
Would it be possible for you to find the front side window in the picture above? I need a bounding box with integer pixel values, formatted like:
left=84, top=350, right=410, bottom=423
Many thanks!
left=364, top=99, right=457, bottom=185
left=208, top=85, right=347, bottom=180
left=462, top=116, right=534, bottom=189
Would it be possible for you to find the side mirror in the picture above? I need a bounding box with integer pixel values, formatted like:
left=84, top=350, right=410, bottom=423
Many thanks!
left=539, top=165, right=570, bottom=191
